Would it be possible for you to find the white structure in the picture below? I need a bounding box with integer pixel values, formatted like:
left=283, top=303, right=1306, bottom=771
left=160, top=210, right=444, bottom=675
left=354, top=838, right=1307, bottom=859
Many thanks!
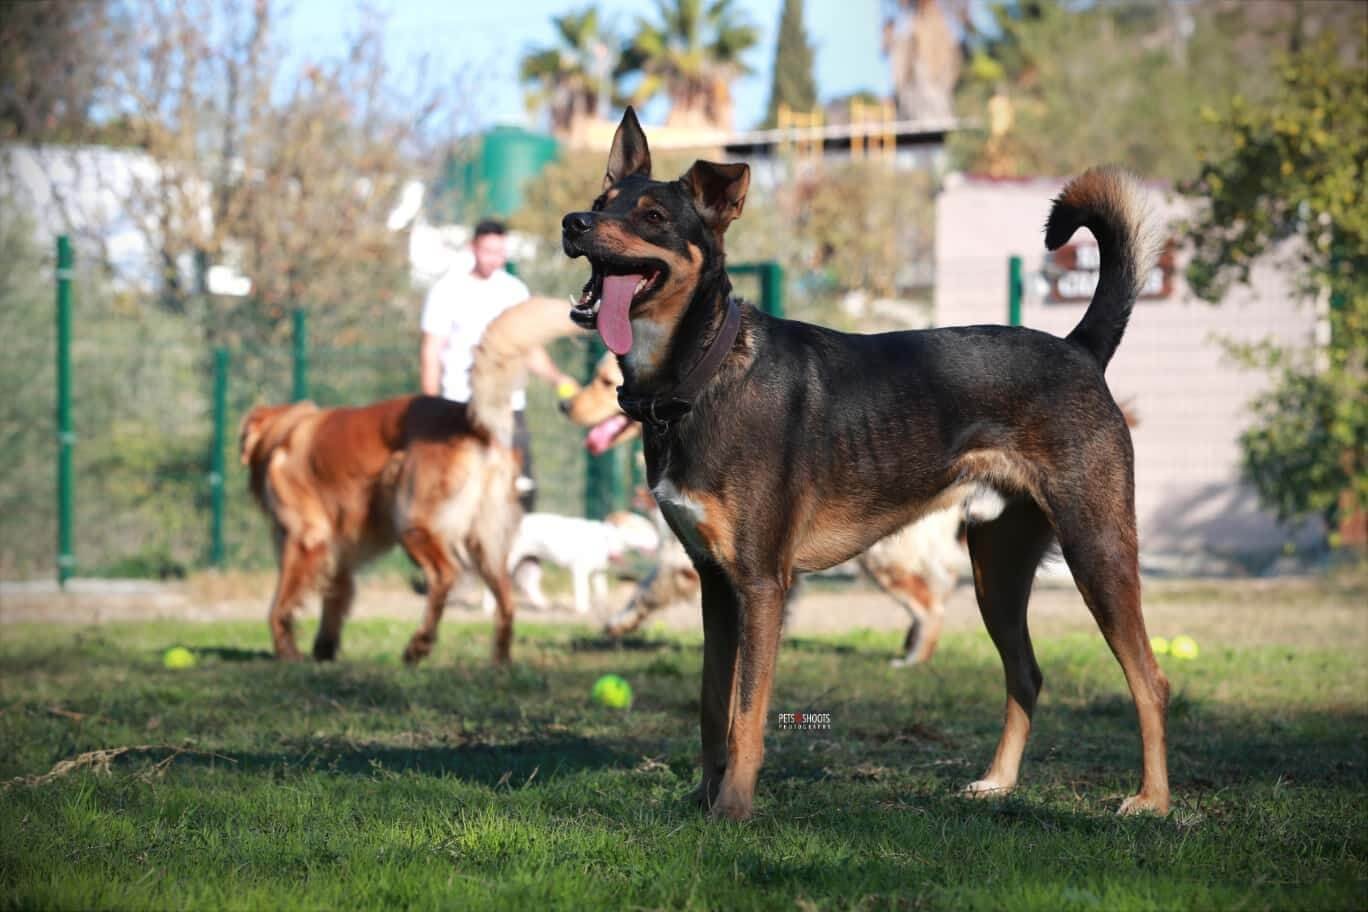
left=935, top=173, right=1322, bottom=569
left=1, top=144, right=251, bottom=296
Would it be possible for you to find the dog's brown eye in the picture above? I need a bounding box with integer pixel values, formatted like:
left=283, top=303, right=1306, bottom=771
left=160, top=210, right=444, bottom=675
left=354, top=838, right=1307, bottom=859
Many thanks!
left=644, top=209, right=666, bottom=225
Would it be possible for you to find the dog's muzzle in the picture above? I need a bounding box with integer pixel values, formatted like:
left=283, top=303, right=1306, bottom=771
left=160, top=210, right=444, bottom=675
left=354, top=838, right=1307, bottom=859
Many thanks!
left=561, top=211, right=595, bottom=256
left=563, top=210, right=601, bottom=328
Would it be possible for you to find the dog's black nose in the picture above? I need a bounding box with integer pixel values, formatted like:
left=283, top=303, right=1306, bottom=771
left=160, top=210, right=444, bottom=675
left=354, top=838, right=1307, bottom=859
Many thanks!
left=562, top=212, right=595, bottom=236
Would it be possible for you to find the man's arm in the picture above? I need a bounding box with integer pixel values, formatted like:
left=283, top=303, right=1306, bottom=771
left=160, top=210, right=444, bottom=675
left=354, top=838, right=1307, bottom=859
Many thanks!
left=525, top=344, right=575, bottom=391
left=420, top=332, right=445, bottom=396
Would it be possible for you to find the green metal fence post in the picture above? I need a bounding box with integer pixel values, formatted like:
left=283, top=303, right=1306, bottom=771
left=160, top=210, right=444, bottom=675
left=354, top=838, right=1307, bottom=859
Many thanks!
left=209, top=347, right=229, bottom=567
left=761, top=261, right=785, bottom=317
left=1008, top=255, right=1023, bottom=326
left=55, top=236, right=74, bottom=586
left=292, top=308, right=309, bottom=401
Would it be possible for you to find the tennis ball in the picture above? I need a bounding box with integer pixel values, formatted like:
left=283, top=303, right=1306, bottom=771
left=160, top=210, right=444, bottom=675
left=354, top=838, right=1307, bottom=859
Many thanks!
left=162, top=646, right=197, bottom=670
left=1170, top=635, right=1199, bottom=660
left=1150, top=636, right=1170, bottom=656
left=591, top=674, right=633, bottom=709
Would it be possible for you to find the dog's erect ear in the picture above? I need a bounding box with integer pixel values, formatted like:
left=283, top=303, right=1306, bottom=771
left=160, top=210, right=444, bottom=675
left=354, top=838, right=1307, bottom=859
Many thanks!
left=681, top=160, right=750, bottom=234
left=604, top=107, right=652, bottom=190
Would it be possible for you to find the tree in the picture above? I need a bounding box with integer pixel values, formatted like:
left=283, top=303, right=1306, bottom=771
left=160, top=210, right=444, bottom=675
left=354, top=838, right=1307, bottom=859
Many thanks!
left=0, top=0, right=114, bottom=143
left=1183, top=38, right=1366, bottom=546
left=762, top=0, right=816, bottom=128
left=619, top=0, right=760, bottom=131
left=882, top=0, right=962, bottom=121
left=4, top=0, right=469, bottom=350
left=519, top=7, right=617, bottom=142
left=949, top=0, right=1363, bottom=182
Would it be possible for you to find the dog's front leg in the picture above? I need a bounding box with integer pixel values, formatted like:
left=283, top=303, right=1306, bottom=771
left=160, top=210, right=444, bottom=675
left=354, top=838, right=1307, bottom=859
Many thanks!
left=572, top=563, right=591, bottom=614
left=693, top=563, right=739, bottom=811
left=710, top=573, right=787, bottom=821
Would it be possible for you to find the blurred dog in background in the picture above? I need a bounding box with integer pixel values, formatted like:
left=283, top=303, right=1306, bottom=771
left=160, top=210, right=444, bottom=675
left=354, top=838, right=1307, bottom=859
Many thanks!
left=238, top=296, right=578, bottom=665
left=487, top=510, right=660, bottom=615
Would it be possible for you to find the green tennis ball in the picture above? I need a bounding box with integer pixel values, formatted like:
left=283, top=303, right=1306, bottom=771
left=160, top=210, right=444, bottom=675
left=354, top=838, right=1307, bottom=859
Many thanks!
left=591, top=674, right=633, bottom=709
left=1150, top=636, right=1170, bottom=656
left=163, top=646, right=197, bottom=670
left=1170, top=635, right=1199, bottom=660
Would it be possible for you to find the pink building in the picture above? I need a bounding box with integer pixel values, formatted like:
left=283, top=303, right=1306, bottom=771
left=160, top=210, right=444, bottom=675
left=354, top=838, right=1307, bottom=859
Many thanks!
left=935, top=174, right=1323, bottom=571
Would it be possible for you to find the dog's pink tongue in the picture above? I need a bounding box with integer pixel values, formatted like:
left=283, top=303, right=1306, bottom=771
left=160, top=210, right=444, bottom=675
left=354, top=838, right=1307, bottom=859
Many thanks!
left=598, top=274, right=642, bottom=355
left=586, top=414, right=630, bottom=455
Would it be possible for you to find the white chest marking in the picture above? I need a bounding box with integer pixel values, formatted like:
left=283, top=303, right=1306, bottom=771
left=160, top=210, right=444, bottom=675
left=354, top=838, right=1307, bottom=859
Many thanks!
left=624, top=320, right=669, bottom=378
left=652, top=477, right=710, bottom=557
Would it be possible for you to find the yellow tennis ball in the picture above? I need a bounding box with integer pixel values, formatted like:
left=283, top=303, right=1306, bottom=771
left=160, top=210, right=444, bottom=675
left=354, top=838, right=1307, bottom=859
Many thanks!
left=163, top=646, right=197, bottom=669
left=1150, top=636, right=1170, bottom=656
left=591, top=674, right=633, bottom=709
left=1170, top=635, right=1199, bottom=660
left=556, top=379, right=579, bottom=400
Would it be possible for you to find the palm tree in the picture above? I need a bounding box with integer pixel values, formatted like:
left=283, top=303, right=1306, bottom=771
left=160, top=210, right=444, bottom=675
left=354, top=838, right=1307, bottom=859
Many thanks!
left=619, top=0, right=760, bottom=131
left=519, top=7, right=616, bottom=139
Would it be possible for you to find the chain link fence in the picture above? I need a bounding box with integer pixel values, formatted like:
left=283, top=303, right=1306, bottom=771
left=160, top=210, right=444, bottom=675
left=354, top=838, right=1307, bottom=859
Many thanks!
left=0, top=237, right=781, bottom=582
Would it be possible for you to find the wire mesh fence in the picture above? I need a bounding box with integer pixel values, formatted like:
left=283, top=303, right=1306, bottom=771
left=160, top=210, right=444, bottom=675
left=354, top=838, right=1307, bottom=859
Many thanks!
left=1, top=247, right=785, bottom=581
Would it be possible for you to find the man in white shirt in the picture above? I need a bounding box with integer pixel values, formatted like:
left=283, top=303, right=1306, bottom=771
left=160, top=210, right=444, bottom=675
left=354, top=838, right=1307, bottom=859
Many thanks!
left=420, top=219, right=574, bottom=511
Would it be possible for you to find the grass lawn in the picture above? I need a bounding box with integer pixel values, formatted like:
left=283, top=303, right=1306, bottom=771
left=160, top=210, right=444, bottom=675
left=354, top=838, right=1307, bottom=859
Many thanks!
left=2, top=581, right=1366, bottom=910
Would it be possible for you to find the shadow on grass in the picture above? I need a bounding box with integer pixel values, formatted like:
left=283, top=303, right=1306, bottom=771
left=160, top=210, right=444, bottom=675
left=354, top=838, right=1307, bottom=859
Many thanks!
left=191, top=646, right=275, bottom=662
left=568, top=635, right=679, bottom=653
left=174, top=733, right=649, bottom=788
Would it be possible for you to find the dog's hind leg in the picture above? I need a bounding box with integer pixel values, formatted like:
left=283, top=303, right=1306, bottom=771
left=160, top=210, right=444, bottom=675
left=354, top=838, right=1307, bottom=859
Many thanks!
left=471, top=536, right=517, bottom=665
left=869, top=565, right=943, bottom=667
left=401, top=526, right=459, bottom=665
left=313, top=569, right=354, bottom=661
left=1050, top=487, right=1170, bottom=815
left=963, top=498, right=1055, bottom=798
left=691, top=563, right=739, bottom=813
left=269, top=535, right=329, bottom=661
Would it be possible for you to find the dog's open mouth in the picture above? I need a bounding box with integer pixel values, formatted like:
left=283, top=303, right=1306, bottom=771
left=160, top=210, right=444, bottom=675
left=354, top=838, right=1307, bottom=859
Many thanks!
left=585, top=413, right=633, bottom=456
left=573, top=260, right=666, bottom=355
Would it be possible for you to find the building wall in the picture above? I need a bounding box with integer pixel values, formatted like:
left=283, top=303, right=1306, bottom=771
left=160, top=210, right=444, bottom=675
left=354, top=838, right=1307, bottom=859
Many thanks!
left=934, top=174, right=1322, bottom=566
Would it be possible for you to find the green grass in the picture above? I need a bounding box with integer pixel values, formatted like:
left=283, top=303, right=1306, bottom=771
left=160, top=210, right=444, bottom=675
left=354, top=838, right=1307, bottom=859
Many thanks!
left=2, top=608, right=1365, bottom=910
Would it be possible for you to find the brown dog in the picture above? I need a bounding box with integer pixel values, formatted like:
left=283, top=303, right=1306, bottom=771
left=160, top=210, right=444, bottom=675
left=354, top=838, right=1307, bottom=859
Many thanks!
left=562, top=108, right=1169, bottom=820
left=239, top=297, right=577, bottom=664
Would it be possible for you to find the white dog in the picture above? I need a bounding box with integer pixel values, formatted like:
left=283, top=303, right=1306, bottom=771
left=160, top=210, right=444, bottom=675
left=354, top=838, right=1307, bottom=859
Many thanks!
left=484, top=511, right=659, bottom=615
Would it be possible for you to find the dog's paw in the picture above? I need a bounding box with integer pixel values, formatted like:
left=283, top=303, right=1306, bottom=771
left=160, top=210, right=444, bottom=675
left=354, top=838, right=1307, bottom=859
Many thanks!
left=402, top=638, right=432, bottom=666
left=889, top=654, right=920, bottom=668
left=1117, top=791, right=1170, bottom=816
left=962, top=779, right=1013, bottom=798
left=709, top=788, right=754, bottom=822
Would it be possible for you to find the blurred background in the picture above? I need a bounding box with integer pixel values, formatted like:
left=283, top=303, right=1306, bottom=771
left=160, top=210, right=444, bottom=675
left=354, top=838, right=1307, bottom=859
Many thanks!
left=0, top=0, right=1363, bottom=584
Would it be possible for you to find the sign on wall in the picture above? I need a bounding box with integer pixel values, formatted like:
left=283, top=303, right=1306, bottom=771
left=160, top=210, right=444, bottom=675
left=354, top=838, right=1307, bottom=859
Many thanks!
left=1043, top=240, right=1176, bottom=303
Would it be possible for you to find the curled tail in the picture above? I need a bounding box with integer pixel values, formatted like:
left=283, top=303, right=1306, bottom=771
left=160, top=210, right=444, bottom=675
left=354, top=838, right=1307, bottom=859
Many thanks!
left=469, top=296, right=583, bottom=445
left=1045, top=167, right=1161, bottom=368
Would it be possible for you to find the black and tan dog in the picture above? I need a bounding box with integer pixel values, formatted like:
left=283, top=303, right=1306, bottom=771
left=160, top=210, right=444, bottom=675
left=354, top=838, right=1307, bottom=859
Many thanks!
left=562, top=108, right=1170, bottom=821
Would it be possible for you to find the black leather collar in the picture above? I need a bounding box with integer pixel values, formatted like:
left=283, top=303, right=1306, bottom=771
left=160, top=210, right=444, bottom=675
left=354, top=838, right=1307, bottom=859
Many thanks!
left=617, top=298, right=742, bottom=432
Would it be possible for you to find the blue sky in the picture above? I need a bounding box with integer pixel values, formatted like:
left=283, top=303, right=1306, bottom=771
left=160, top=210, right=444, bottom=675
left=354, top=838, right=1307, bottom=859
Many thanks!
left=283, top=0, right=892, bottom=132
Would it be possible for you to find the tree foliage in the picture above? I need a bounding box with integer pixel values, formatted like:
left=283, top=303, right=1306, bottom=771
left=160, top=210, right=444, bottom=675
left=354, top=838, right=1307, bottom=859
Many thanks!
left=1183, top=38, right=1367, bottom=541
left=763, top=0, right=817, bottom=128
left=951, top=0, right=1361, bottom=182
left=619, top=0, right=760, bottom=131
left=519, top=7, right=618, bottom=139
left=3, top=0, right=470, bottom=351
